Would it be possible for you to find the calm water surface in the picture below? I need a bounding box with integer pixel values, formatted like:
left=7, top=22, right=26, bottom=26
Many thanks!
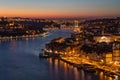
left=0, top=30, right=116, bottom=80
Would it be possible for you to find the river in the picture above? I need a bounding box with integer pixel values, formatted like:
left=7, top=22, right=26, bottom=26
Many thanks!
left=0, top=30, right=115, bottom=80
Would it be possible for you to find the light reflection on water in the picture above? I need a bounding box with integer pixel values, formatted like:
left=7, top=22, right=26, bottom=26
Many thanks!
left=0, top=30, right=118, bottom=80
left=47, top=58, right=117, bottom=80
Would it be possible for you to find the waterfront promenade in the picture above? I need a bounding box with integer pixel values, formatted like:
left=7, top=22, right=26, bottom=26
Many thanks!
left=0, top=32, right=49, bottom=41
left=42, top=48, right=120, bottom=78
left=60, top=54, right=120, bottom=77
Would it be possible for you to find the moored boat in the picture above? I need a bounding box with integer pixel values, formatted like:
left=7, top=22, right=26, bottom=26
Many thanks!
left=76, top=64, right=83, bottom=70
left=83, top=64, right=96, bottom=73
left=39, top=53, right=50, bottom=58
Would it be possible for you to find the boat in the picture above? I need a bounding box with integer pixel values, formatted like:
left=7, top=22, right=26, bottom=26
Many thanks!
left=39, top=53, right=50, bottom=58
left=84, top=67, right=96, bottom=73
left=104, top=71, right=116, bottom=78
left=76, top=64, right=83, bottom=70
left=83, top=64, right=96, bottom=73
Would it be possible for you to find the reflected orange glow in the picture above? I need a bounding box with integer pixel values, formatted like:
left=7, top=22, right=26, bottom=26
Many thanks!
left=108, top=77, right=113, bottom=80
left=74, top=68, right=80, bottom=80
left=63, top=62, right=69, bottom=80
left=81, top=70, right=85, bottom=80
left=100, top=72, right=104, bottom=80
left=25, top=38, right=29, bottom=41
left=87, top=75, right=91, bottom=80
left=49, top=58, right=52, bottom=64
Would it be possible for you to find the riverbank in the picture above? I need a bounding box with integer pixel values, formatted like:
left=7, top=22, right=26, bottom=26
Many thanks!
left=39, top=49, right=120, bottom=79
left=59, top=56, right=120, bottom=78
left=0, top=29, right=87, bottom=80
left=0, top=32, right=49, bottom=41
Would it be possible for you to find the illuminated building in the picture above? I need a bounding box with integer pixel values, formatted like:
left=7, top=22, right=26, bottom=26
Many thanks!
left=92, top=26, right=120, bottom=64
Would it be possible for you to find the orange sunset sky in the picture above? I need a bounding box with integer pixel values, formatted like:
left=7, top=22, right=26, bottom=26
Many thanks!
left=0, top=0, right=120, bottom=18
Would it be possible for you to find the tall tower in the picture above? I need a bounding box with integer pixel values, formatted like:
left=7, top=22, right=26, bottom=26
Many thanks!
left=74, top=20, right=81, bottom=33
left=75, top=20, right=79, bottom=28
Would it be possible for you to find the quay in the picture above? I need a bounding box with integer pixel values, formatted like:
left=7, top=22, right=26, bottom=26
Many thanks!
left=39, top=50, right=120, bottom=78
left=59, top=56, right=120, bottom=77
left=0, top=32, right=49, bottom=41
left=39, top=22, right=120, bottom=79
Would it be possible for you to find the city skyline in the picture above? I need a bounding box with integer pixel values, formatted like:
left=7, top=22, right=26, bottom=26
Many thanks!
left=0, top=0, right=120, bottom=18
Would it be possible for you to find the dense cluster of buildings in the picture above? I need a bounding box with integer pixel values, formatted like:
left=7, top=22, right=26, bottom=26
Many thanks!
left=0, top=17, right=47, bottom=37
left=80, top=17, right=120, bottom=64
left=0, top=17, right=85, bottom=37
left=44, top=17, right=120, bottom=66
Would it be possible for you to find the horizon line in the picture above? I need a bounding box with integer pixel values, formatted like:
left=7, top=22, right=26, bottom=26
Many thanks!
left=0, top=15, right=119, bottom=19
